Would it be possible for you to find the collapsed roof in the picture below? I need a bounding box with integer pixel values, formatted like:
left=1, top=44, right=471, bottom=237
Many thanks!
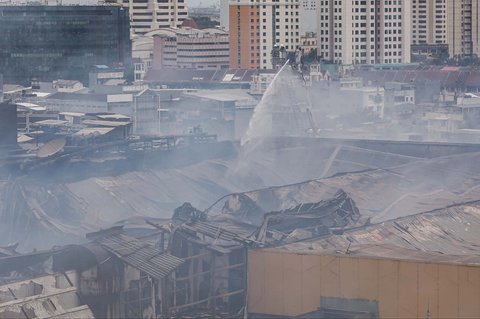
left=277, top=201, right=480, bottom=265
left=2, top=137, right=480, bottom=251
left=0, top=271, right=94, bottom=319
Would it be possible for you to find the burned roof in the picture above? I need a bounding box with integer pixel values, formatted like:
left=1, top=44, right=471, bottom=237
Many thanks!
left=180, top=220, right=256, bottom=246
left=0, top=271, right=95, bottom=319
left=252, top=190, right=365, bottom=246
left=93, top=232, right=184, bottom=280
left=177, top=190, right=365, bottom=249
left=276, top=202, right=480, bottom=265
left=3, top=137, right=480, bottom=252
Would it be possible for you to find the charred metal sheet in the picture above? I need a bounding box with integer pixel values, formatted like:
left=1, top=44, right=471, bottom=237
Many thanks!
left=95, top=233, right=184, bottom=280
left=181, top=221, right=255, bottom=245
left=254, top=190, right=365, bottom=245
left=0, top=272, right=95, bottom=319
left=0, top=250, right=56, bottom=276
left=278, top=202, right=480, bottom=265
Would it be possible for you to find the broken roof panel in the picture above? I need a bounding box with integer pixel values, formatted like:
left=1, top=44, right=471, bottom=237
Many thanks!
left=276, top=202, right=480, bottom=265
left=0, top=271, right=95, bottom=319
left=181, top=220, right=256, bottom=245
left=95, top=233, right=183, bottom=280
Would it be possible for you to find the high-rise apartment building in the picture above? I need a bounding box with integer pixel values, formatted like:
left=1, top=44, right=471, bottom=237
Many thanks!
left=411, top=0, right=447, bottom=45
left=447, top=0, right=479, bottom=57
left=117, top=0, right=188, bottom=36
left=411, top=0, right=479, bottom=58
left=317, top=0, right=411, bottom=65
left=229, top=0, right=300, bottom=69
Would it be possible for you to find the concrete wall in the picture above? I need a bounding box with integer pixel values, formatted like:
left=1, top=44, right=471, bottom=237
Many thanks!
left=248, top=249, right=480, bottom=318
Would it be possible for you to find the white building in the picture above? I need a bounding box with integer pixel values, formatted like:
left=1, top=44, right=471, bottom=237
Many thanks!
left=116, top=0, right=189, bottom=36
left=52, top=79, right=84, bottom=93
left=300, top=0, right=316, bottom=33
left=152, top=27, right=229, bottom=70
left=317, top=0, right=411, bottom=65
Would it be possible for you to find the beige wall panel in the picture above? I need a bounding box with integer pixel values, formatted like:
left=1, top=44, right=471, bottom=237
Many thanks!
left=248, top=250, right=480, bottom=318
left=339, top=257, right=359, bottom=299
left=417, top=263, right=439, bottom=319
left=301, top=254, right=322, bottom=313
left=438, top=264, right=459, bottom=319
left=264, top=251, right=285, bottom=315
left=397, top=261, right=418, bottom=319
left=247, top=250, right=266, bottom=314
left=283, top=253, right=303, bottom=316
left=378, top=259, right=399, bottom=318
left=357, top=258, right=379, bottom=301
left=458, top=266, right=480, bottom=318
left=320, top=255, right=340, bottom=297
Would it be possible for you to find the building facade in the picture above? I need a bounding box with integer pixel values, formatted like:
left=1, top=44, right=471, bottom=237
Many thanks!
left=411, top=0, right=447, bottom=46
left=152, top=27, right=229, bottom=70
left=411, top=0, right=480, bottom=59
left=447, top=0, right=480, bottom=58
left=317, top=0, right=411, bottom=65
left=0, top=5, right=131, bottom=85
left=116, top=0, right=188, bottom=36
left=229, top=0, right=301, bottom=69
left=300, top=0, right=317, bottom=33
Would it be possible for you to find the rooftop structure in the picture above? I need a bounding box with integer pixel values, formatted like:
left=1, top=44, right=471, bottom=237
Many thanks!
left=353, top=67, right=480, bottom=92
left=144, top=68, right=277, bottom=89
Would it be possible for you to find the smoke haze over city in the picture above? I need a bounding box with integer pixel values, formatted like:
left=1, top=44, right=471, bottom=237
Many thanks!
left=2, top=0, right=480, bottom=318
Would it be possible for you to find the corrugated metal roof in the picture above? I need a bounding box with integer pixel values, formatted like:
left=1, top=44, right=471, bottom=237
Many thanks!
left=96, top=233, right=183, bottom=279
left=82, top=119, right=130, bottom=127
left=47, top=92, right=108, bottom=102
left=74, top=127, right=114, bottom=137
left=276, top=202, right=480, bottom=265
left=182, top=220, right=255, bottom=245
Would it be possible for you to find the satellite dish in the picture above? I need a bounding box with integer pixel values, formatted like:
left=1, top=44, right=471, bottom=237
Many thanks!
left=37, top=138, right=66, bottom=158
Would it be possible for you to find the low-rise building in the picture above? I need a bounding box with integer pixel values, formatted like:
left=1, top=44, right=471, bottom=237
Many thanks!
left=384, top=82, right=416, bottom=107
left=152, top=27, right=229, bottom=70
left=300, top=32, right=317, bottom=55
left=144, top=68, right=260, bottom=89
left=249, top=71, right=277, bottom=95
left=52, top=79, right=84, bottom=93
